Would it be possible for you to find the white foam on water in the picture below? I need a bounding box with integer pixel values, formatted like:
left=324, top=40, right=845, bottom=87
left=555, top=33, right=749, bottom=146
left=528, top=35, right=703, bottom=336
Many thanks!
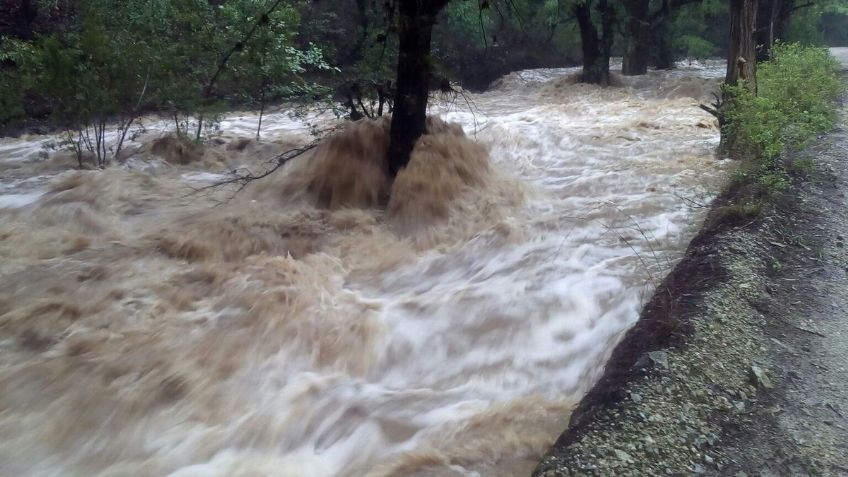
left=0, top=61, right=729, bottom=477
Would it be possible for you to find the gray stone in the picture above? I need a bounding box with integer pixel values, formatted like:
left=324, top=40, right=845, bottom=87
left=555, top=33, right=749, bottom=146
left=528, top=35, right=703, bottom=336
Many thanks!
left=750, top=365, right=774, bottom=389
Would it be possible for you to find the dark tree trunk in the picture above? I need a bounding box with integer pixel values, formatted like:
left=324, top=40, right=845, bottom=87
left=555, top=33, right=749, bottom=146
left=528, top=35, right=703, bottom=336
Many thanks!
left=386, top=0, right=447, bottom=175
left=352, top=0, right=371, bottom=62
left=622, top=0, right=651, bottom=76
left=651, top=21, right=676, bottom=70
left=648, top=0, right=704, bottom=70
left=9, top=0, right=37, bottom=40
left=756, top=0, right=783, bottom=60
left=726, top=0, right=758, bottom=88
left=773, top=0, right=812, bottom=50
left=574, top=0, right=613, bottom=86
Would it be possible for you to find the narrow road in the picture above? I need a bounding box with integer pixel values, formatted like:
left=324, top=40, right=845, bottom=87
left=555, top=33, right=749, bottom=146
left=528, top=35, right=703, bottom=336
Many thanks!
left=715, top=48, right=848, bottom=475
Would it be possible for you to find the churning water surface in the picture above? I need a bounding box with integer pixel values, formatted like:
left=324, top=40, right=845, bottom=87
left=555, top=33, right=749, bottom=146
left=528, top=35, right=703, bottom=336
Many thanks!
left=0, top=61, right=728, bottom=476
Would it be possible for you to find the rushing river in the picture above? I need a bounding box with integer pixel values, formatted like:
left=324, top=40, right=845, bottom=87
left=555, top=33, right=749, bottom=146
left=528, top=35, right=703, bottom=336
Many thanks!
left=0, top=61, right=728, bottom=476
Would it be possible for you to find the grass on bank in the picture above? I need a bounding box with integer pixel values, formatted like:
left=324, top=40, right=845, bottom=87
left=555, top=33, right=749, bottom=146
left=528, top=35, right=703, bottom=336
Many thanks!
left=709, top=43, right=844, bottom=227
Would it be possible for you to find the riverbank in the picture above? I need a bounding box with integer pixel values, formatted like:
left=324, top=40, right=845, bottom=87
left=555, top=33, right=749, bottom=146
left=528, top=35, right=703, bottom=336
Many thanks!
left=534, top=50, right=848, bottom=476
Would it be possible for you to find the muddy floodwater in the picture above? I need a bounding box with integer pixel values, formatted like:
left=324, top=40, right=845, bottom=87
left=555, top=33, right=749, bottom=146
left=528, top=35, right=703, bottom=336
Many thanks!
left=0, top=61, right=728, bottom=476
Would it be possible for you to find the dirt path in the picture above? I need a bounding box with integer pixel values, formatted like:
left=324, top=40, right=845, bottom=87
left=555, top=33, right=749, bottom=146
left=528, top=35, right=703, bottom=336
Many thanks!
left=533, top=50, right=848, bottom=476
left=715, top=71, right=848, bottom=475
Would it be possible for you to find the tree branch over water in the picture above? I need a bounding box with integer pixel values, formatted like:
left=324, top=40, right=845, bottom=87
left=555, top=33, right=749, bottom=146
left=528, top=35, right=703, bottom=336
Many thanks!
left=187, top=140, right=320, bottom=201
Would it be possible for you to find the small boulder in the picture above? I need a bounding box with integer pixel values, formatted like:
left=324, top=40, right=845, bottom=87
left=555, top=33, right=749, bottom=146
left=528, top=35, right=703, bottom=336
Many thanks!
left=750, top=365, right=774, bottom=389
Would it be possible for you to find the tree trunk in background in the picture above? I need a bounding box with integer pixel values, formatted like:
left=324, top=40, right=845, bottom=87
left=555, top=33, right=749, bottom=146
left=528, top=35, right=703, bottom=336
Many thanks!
left=651, top=20, right=676, bottom=70
left=622, top=0, right=651, bottom=76
left=772, top=1, right=813, bottom=52
left=726, top=0, right=758, bottom=88
left=649, top=0, right=704, bottom=70
left=352, top=0, right=371, bottom=62
left=4, top=0, right=38, bottom=40
left=756, top=0, right=783, bottom=60
left=574, top=0, right=613, bottom=86
left=387, top=0, right=448, bottom=175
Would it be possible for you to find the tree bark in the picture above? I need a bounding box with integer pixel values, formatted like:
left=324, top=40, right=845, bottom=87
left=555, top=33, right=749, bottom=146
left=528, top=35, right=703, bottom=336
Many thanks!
left=651, top=20, right=676, bottom=70
left=622, top=0, right=651, bottom=76
left=574, top=0, right=613, bottom=86
left=726, top=0, right=758, bottom=88
left=386, top=0, right=448, bottom=175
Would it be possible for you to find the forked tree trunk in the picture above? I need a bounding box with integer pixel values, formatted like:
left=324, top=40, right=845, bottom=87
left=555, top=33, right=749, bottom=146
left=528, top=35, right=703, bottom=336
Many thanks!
left=756, top=0, right=783, bottom=60
left=726, top=0, right=758, bottom=88
left=646, top=0, right=705, bottom=71
left=622, top=0, right=651, bottom=76
left=387, top=0, right=448, bottom=175
left=574, top=0, right=613, bottom=86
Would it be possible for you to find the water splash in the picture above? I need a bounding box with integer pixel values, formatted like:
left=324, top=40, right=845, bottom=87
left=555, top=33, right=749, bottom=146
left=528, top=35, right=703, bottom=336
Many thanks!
left=0, top=62, right=728, bottom=476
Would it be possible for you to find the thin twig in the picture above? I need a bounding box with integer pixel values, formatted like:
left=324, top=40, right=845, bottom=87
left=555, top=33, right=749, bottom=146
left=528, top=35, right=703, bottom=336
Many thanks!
left=673, top=191, right=710, bottom=209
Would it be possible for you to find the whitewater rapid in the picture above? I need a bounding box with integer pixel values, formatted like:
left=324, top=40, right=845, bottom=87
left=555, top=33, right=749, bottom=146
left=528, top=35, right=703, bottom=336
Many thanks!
left=0, top=61, right=727, bottom=476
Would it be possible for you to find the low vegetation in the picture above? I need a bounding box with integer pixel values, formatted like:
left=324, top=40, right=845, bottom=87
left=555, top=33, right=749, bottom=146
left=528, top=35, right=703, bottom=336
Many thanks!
left=712, top=43, right=844, bottom=224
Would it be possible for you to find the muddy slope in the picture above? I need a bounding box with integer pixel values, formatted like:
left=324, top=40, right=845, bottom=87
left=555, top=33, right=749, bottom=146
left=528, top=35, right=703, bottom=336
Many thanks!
left=534, top=73, right=848, bottom=475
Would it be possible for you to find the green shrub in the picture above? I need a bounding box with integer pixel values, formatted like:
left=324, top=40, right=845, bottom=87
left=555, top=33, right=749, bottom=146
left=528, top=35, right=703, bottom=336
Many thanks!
left=0, top=0, right=331, bottom=147
left=718, top=43, right=843, bottom=216
left=723, top=43, right=843, bottom=163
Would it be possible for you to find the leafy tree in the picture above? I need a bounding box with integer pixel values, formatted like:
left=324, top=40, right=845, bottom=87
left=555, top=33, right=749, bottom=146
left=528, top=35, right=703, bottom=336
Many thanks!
left=0, top=0, right=332, bottom=163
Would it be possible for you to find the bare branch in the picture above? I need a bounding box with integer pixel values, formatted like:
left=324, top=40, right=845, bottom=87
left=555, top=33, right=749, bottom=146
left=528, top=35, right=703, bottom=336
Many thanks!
left=699, top=103, right=720, bottom=118
left=187, top=141, right=320, bottom=201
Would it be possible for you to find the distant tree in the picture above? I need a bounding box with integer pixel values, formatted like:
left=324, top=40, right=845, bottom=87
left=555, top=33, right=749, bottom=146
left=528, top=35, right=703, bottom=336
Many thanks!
left=621, top=0, right=703, bottom=76
left=757, top=0, right=848, bottom=56
left=0, top=0, right=329, bottom=163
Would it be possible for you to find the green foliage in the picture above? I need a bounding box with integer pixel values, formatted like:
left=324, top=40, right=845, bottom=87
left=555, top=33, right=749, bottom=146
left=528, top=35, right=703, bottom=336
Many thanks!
left=0, top=0, right=331, bottom=150
left=783, top=7, right=825, bottom=45
left=0, top=38, right=36, bottom=124
left=783, top=0, right=848, bottom=46
left=675, top=34, right=717, bottom=59
left=724, top=43, right=843, bottom=162
left=721, top=43, right=844, bottom=211
left=444, top=1, right=493, bottom=49
left=669, top=0, right=726, bottom=59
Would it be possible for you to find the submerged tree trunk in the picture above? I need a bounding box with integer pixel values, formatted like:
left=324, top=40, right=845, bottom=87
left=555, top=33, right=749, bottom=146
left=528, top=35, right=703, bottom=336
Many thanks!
left=622, top=0, right=651, bottom=76
left=645, top=0, right=704, bottom=71
left=651, top=20, right=677, bottom=70
left=574, top=0, right=613, bottom=86
left=726, top=0, right=758, bottom=88
left=386, top=0, right=448, bottom=176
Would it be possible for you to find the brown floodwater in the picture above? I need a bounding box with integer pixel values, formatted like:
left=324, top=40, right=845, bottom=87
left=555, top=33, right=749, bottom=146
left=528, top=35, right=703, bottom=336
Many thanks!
left=0, top=60, right=728, bottom=476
